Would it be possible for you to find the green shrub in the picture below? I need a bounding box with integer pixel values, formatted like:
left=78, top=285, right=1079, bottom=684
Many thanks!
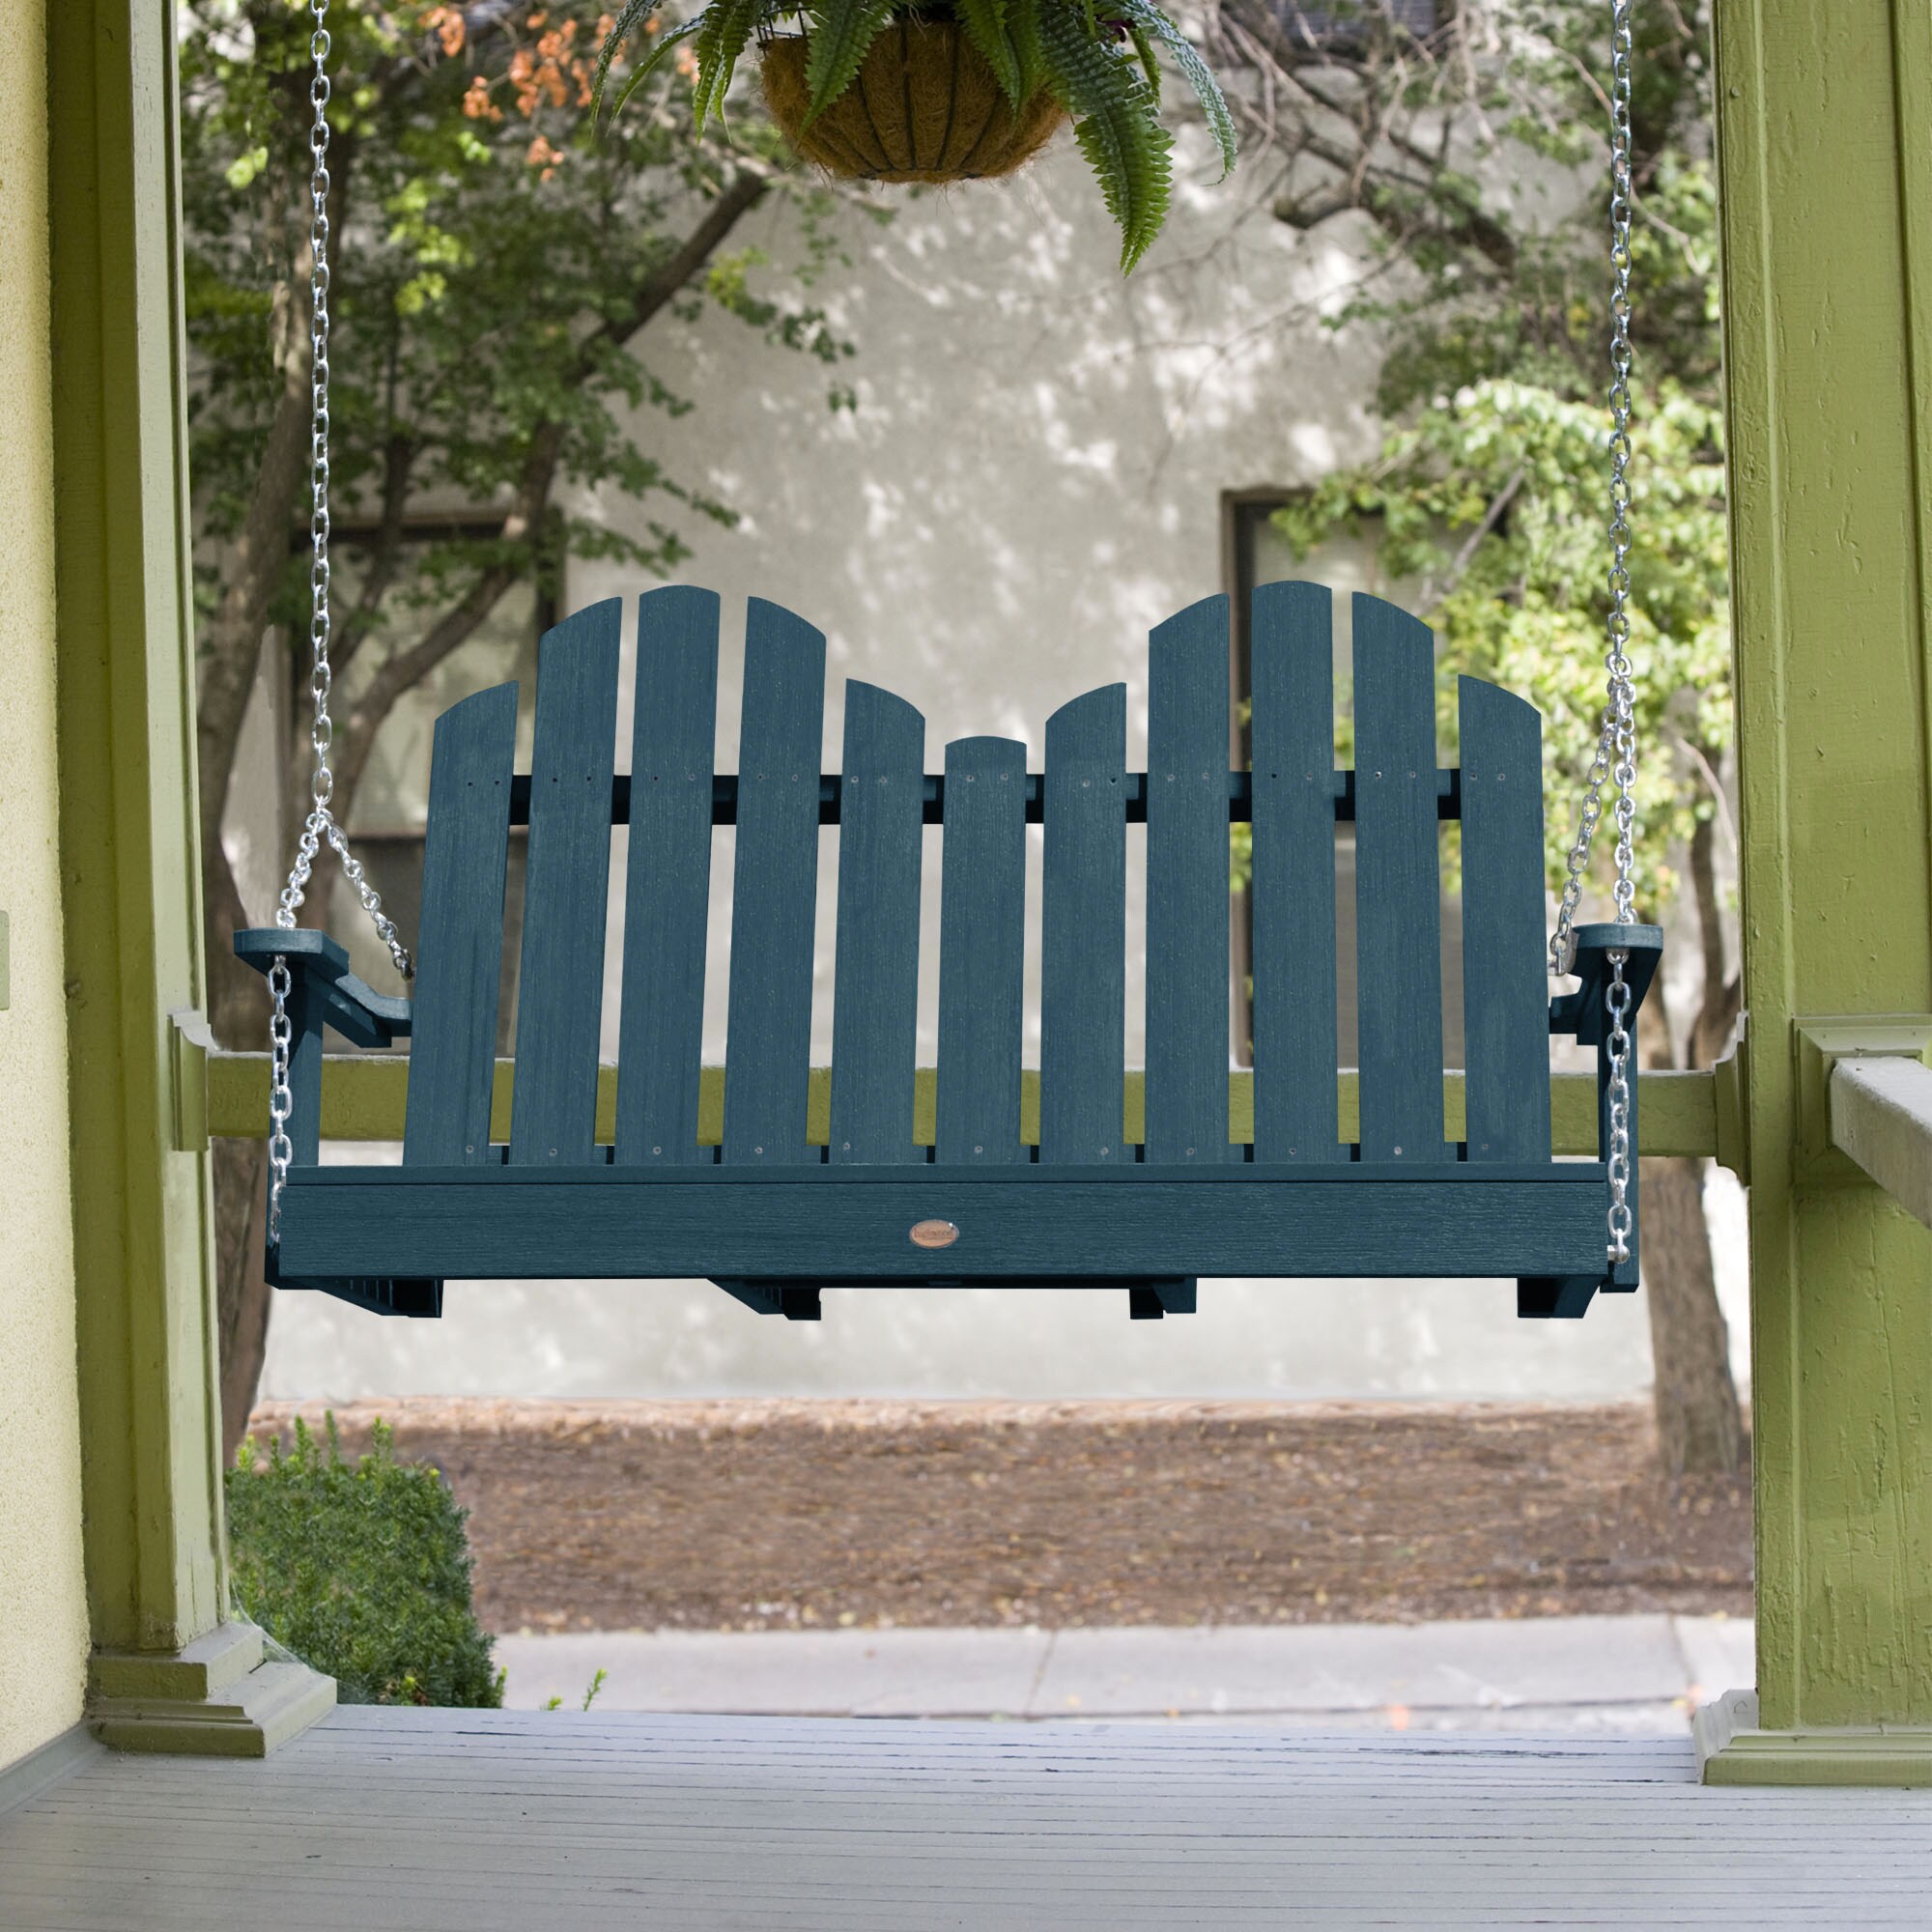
left=226, top=1415, right=503, bottom=1708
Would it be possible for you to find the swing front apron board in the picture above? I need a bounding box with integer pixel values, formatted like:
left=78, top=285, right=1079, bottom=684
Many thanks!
left=236, top=582, right=1661, bottom=1323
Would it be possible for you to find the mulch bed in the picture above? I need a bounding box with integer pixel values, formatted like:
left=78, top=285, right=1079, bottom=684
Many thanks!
left=244, top=1397, right=1752, bottom=1635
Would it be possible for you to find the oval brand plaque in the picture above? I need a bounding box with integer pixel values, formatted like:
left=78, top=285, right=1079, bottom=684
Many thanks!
left=909, top=1219, right=960, bottom=1250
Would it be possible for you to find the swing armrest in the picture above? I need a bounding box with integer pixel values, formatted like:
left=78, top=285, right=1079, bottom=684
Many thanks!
left=234, top=928, right=412, bottom=1049
left=1548, top=922, right=1664, bottom=1043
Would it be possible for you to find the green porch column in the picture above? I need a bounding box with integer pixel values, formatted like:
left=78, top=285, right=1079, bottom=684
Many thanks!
left=1700, top=0, right=1932, bottom=1782
left=47, top=0, right=333, bottom=1753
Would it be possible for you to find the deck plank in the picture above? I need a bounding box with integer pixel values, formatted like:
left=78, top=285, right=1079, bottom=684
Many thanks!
left=5, top=1711, right=1932, bottom=1929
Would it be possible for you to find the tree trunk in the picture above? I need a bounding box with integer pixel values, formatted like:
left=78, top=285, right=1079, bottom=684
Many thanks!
left=1638, top=805, right=1747, bottom=1478
left=214, top=1137, right=273, bottom=1464
left=206, top=830, right=275, bottom=1463
left=1640, top=1152, right=1744, bottom=1478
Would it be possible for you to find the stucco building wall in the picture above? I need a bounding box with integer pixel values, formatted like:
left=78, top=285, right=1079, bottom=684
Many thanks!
left=0, top=9, right=92, bottom=1770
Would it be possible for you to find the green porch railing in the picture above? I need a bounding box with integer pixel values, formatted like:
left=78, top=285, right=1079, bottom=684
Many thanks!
left=179, top=1033, right=1733, bottom=1168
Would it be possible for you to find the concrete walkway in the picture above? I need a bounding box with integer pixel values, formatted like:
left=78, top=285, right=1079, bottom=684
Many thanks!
left=497, top=1613, right=1753, bottom=1733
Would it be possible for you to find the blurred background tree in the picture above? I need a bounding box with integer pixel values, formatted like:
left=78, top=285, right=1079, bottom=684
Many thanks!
left=183, top=0, right=856, bottom=1456
left=1214, top=1, right=1739, bottom=1474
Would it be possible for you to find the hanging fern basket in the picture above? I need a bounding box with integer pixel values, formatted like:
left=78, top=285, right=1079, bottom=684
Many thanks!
left=761, top=21, right=1065, bottom=184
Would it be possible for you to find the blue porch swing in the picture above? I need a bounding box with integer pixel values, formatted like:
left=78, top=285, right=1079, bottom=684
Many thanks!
left=237, top=0, right=1661, bottom=1329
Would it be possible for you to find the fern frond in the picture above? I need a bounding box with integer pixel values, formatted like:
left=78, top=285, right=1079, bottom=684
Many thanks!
left=1125, top=20, right=1161, bottom=104
left=802, top=0, right=899, bottom=122
left=955, top=0, right=1024, bottom=104
left=587, top=0, right=665, bottom=121
left=692, top=0, right=772, bottom=135
left=1037, top=2, right=1172, bottom=271
left=1008, top=0, right=1046, bottom=99
left=1113, top=0, right=1238, bottom=181
left=603, top=16, right=706, bottom=122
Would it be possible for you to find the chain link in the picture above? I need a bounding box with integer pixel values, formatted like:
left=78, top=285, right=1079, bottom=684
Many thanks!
left=270, top=0, right=412, bottom=1236
left=1551, top=0, right=1640, bottom=978
left=1547, top=0, right=1643, bottom=1268
left=1605, top=952, right=1634, bottom=1264
left=274, top=0, right=411, bottom=980
left=268, top=957, right=296, bottom=1238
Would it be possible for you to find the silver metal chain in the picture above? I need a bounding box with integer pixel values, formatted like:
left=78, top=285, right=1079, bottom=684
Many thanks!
left=1605, top=952, right=1634, bottom=1264
left=1548, top=0, right=1642, bottom=1269
left=1551, top=0, right=1640, bottom=980
left=268, top=957, right=296, bottom=1238
left=270, top=0, right=412, bottom=1237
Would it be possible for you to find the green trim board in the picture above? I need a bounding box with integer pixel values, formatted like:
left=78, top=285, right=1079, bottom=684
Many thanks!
left=1714, top=0, right=1932, bottom=1755
left=1826, top=1054, right=1932, bottom=1231
left=1791, top=1014, right=1932, bottom=1181
left=1695, top=1690, right=1932, bottom=1789
left=85, top=1609, right=336, bottom=1762
left=47, top=0, right=227, bottom=1660
left=190, top=1045, right=1723, bottom=1161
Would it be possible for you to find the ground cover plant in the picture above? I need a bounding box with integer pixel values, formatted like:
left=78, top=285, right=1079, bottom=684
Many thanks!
left=228, top=1414, right=502, bottom=1706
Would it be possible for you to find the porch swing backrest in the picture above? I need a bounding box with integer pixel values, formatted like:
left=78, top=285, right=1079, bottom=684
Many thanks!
left=409, top=581, right=1539, bottom=1171
left=237, top=579, right=1657, bottom=1321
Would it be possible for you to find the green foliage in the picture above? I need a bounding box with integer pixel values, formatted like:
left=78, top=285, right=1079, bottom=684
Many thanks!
left=545, top=1666, right=609, bottom=1711
left=1111, top=0, right=1236, bottom=182
left=596, top=0, right=1236, bottom=271
left=227, top=1417, right=502, bottom=1708
left=181, top=0, right=852, bottom=653
left=1036, top=0, right=1172, bottom=270
left=802, top=0, right=903, bottom=122
left=1253, top=4, right=1730, bottom=928
left=695, top=0, right=774, bottom=131
left=953, top=0, right=1036, bottom=104
left=1273, top=379, right=1728, bottom=910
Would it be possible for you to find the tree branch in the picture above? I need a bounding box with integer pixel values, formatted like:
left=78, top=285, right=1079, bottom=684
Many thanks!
left=321, top=171, right=772, bottom=854
left=1422, top=465, right=1523, bottom=609
left=333, top=426, right=419, bottom=679
left=195, top=183, right=310, bottom=889
left=586, top=167, right=772, bottom=365
left=317, top=180, right=769, bottom=862
left=1687, top=804, right=1739, bottom=1069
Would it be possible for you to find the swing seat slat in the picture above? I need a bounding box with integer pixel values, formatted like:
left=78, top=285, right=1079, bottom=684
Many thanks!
left=238, top=582, right=1662, bottom=1325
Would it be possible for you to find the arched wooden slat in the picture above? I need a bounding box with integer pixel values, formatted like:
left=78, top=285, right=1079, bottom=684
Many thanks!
left=829, top=681, right=925, bottom=1164
left=1248, top=582, right=1346, bottom=1164
left=1145, top=595, right=1233, bottom=1164
left=404, top=683, right=520, bottom=1165
left=614, top=586, right=720, bottom=1166
left=1352, top=593, right=1451, bottom=1162
left=508, top=600, right=622, bottom=1166
left=1459, top=674, right=1551, bottom=1162
left=723, top=598, right=826, bottom=1165
left=1040, top=683, right=1127, bottom=1165
left=936, top=734, right=1028, bottom=1164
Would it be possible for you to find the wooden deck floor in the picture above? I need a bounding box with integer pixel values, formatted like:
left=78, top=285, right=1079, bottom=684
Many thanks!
left=5, top=1708, right=1930, bottom=1928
